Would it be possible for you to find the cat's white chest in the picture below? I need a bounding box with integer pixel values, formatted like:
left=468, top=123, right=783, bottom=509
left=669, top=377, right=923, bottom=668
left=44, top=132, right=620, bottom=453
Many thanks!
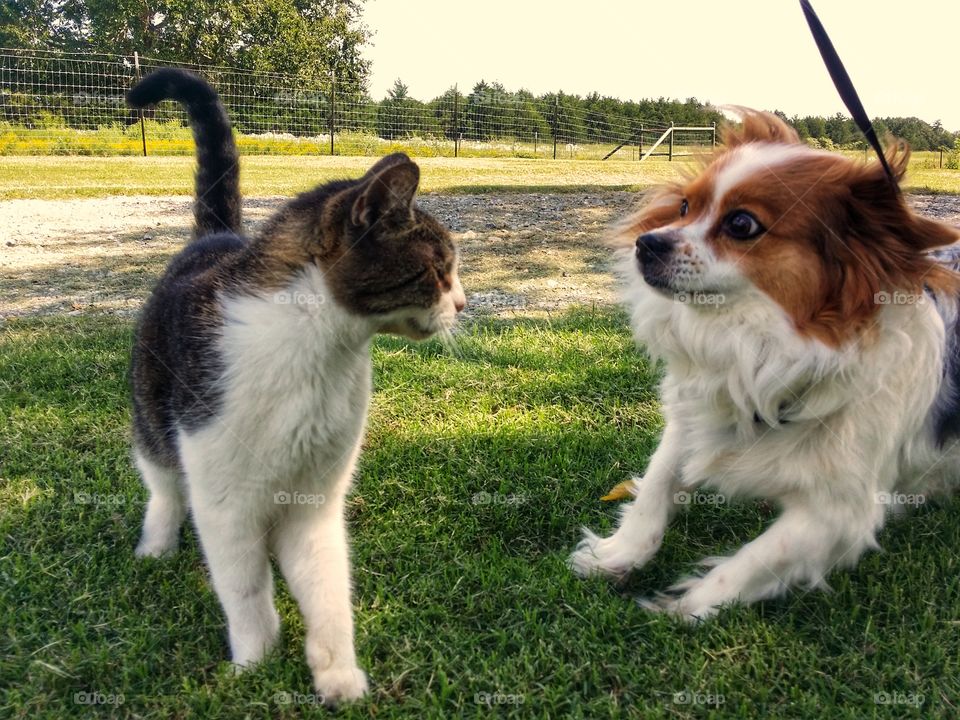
left=194, top=284, right=373, bottom=497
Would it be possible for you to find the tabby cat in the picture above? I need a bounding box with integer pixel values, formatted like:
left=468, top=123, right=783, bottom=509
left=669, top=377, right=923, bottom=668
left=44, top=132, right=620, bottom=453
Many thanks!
left=127, top=69, right=464, bottom=704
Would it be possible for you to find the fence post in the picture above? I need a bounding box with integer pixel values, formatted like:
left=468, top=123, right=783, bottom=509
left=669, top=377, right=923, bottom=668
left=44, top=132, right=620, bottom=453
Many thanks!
left=639, top=123, right=643, bottom=161
left=329, top=66, right=336, bottom=156
left=711, top=121, right=716, bottom=150
left=668, top=121, right=674, bottom=161
left=552, top=96, right=559, bottom=160
left=134, top=52, right=147, bottom=157
left=453, top=84, right=459, bottom=157
left=534, top=130, right=537, bottom=155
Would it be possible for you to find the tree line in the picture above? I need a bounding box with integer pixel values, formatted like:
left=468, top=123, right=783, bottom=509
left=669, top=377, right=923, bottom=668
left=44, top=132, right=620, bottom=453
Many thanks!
left=779, top=111, right=958, bottom=152
left=373, top=81, right=957, bottom=151
left=2, top=2, right=956, bottom=150
left=371, top=79, right=726, bottom=144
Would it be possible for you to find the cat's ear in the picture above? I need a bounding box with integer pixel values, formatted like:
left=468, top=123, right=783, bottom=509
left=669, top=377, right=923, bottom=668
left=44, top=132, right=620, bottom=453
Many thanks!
left=362, top=152, right=411, bottom=179
left=351, top=160, right=420, bottom=227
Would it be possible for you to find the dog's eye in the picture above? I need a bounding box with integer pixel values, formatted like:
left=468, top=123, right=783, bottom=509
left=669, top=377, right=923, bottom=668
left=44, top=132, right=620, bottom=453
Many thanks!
left=680, top=199, right=689, bottom=217
left=723, top=210, right=764, bottom=240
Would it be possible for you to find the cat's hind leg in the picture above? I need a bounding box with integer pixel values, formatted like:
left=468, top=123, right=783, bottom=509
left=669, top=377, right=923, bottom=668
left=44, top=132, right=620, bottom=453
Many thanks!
left=134, top=449, right=187, bottom=558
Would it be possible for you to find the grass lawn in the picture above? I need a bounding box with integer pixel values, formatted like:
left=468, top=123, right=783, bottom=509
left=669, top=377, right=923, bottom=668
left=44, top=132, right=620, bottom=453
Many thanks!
left=3, top=154, right=958, bottom=201
left=2, top=309, right=959, bottom=719
left=0, top=156, right=690, bottom=200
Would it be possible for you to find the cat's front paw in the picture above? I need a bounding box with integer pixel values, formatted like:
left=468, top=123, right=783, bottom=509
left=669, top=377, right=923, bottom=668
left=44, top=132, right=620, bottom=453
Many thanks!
left=569, top=528, right=646, bottom=581
left=313, top=665, right=369, bottom=706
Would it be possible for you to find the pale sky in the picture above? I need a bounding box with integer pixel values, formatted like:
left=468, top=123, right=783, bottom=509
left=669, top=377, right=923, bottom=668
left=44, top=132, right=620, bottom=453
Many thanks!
left=361, top=0, right=960, bottom=130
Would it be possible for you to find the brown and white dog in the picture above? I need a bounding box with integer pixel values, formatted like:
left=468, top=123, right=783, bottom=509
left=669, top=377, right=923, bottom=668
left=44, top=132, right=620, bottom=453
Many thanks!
left=570, top=110, right=960, bottom=620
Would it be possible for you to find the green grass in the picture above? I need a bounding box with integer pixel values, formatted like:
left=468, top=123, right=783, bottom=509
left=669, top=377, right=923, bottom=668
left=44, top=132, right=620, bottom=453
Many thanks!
left=3, top=152, right=958, bottom=201
left=2, top=308, right=959, bottom=718
left=0, top=120, right=706, bottom=161
left=0, top=155, right=690, bottom=200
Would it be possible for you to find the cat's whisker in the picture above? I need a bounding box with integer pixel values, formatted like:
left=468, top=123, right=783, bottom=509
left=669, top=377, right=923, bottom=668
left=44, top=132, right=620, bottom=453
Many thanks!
left=436, top=326, right=453, bottom=351
left=437, top=326, right=462, bottom=357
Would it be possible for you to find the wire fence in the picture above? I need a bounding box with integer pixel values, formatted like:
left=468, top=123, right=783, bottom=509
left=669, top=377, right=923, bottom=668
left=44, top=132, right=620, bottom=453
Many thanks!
left=0, top=48, right=717, bottom=160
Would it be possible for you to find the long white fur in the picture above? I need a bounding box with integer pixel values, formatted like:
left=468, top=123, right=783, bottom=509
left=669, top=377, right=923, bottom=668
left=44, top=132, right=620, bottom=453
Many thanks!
left=136, top=262, right=463, bottom=701
left=570, top=149, right=960, bottom=620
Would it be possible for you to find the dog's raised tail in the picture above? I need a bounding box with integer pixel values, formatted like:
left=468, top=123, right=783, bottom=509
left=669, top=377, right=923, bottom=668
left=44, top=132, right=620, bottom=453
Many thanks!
left=127, top=68, right=241, bottom=238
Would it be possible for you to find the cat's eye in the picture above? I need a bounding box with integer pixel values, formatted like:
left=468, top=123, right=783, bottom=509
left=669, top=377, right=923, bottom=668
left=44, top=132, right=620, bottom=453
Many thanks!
left=722, top=210, right=765, bottom=240
left=680, top=199, right=689, bottom=217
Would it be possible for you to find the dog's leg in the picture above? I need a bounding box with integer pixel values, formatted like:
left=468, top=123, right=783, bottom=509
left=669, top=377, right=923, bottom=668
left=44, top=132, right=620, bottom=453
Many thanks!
left=643, top=501, right=883, bottom=620
left=569, top=423, right=684, bottom=580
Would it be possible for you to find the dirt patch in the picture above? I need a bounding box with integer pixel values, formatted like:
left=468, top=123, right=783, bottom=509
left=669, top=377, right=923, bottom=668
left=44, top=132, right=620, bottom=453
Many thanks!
left=2, top=192, right=959, bottom=321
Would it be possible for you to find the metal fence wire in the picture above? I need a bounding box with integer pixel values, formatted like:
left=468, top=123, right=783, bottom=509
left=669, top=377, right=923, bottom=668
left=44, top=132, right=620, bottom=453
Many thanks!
left=0, top=48, right=716, bottom=160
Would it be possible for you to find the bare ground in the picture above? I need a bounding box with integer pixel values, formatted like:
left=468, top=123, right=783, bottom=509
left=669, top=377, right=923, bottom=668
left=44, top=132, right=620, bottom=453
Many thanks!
left=2, top=193, right=959, bottom=321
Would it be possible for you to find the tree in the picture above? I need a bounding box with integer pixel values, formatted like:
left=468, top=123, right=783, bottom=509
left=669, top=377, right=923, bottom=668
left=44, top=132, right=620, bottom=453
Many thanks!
left=1, top=1, right=71, bottom=48
left=387, top=78, right=409, bottom=101
left=428, top=86, right=464, bottom=141
left=376, top=78, right=437, bottom=139
left=6, top=0, right=371, bottom=91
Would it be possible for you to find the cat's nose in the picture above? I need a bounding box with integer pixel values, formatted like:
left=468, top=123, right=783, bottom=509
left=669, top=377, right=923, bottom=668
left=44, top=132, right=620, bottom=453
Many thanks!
left=451, top=276, right=466, bottom=313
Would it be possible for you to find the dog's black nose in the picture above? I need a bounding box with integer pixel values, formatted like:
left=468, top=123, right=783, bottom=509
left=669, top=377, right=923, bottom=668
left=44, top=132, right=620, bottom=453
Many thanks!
left=636, top=232, right=675, bottom=264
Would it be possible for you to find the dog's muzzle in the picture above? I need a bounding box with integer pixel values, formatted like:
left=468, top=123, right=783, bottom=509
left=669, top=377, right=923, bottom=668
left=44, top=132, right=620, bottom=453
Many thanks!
left=636, top=231, right=678, bottom=289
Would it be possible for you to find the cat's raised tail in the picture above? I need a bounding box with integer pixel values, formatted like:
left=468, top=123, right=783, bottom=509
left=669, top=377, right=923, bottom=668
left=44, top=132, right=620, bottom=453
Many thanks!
left=128, top=68, right=241, bottom=239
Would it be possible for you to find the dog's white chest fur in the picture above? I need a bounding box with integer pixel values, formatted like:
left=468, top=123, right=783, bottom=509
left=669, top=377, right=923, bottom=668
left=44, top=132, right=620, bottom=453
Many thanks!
left=632, top=286, right=947, bottom=502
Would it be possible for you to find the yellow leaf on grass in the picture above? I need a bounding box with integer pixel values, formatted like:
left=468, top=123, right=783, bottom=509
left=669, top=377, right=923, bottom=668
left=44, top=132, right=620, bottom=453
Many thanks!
left=600, top=480, right=634, bottom=502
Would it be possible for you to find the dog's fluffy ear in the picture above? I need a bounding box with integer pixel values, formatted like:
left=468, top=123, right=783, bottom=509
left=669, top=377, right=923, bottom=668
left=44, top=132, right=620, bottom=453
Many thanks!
left=880, top=136, right=911, bottom=184
left=721, top=108, right=801, bottom=148
left=847, top=139, right=957, bottom=252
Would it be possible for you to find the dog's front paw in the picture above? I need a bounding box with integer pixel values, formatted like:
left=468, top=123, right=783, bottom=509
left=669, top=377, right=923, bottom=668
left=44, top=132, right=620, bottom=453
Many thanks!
left=637, top=590, right=720, bottom=623
left=134, top=537, right=179, bottom=559
left=569, top=528, right=648, bottom=581
left=638, top=560, right=732, bottom=622
left=313, top=665, right=369, bottom=706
